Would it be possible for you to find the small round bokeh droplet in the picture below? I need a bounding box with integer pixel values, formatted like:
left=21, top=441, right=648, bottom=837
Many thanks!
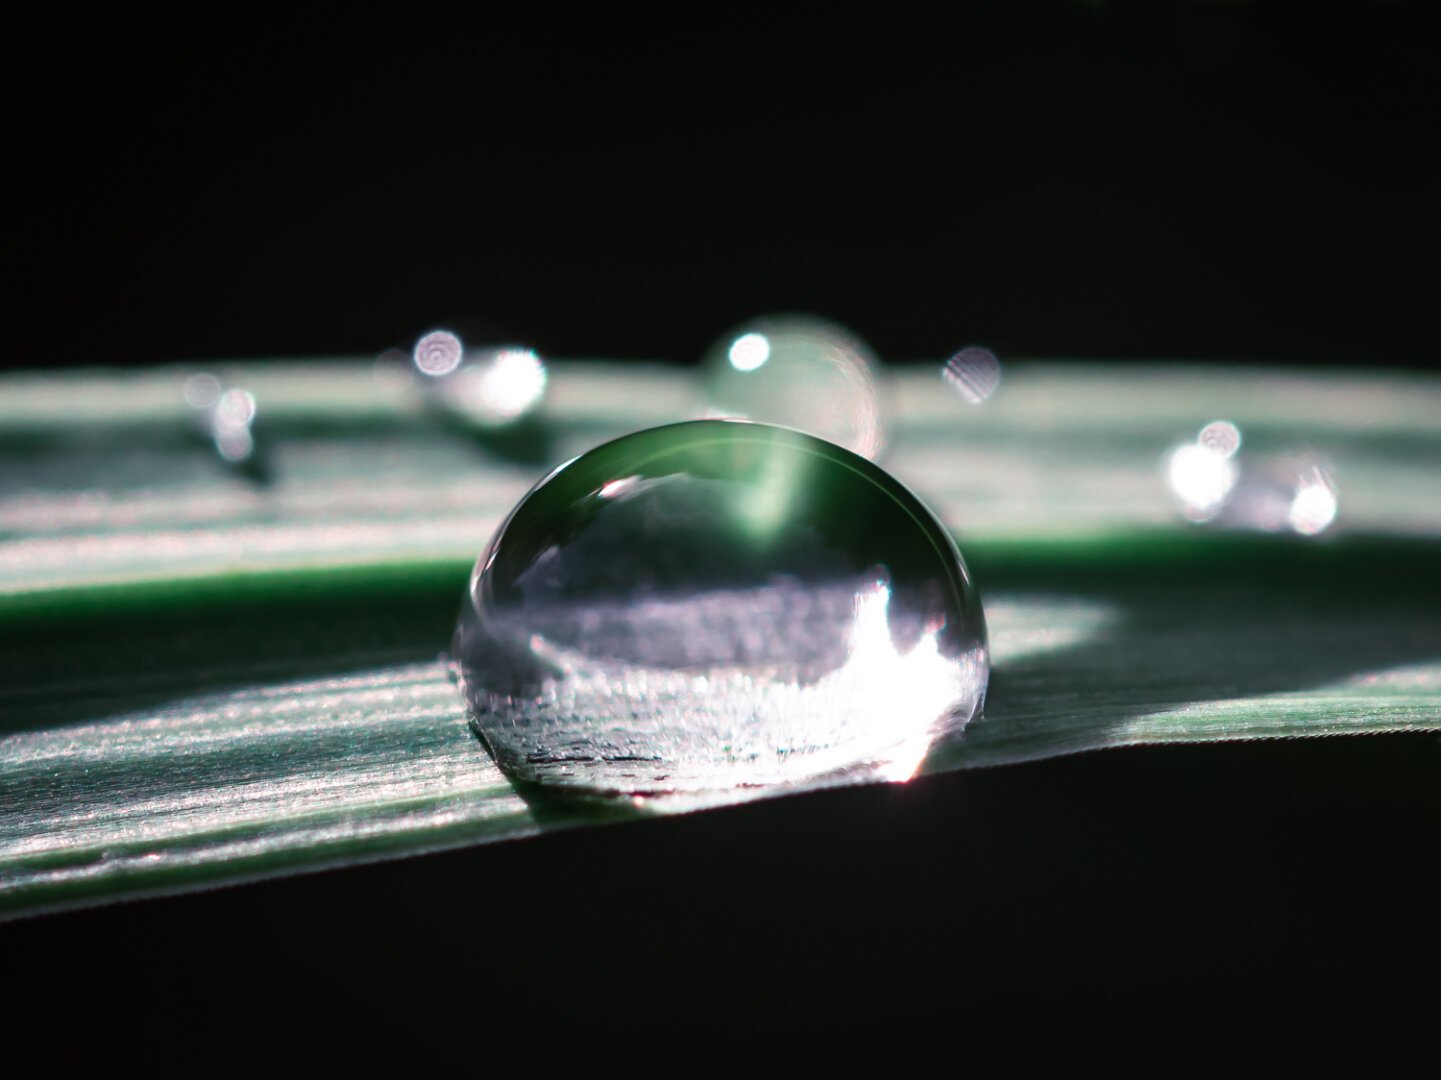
left=1197, top=420, right=1241, bottom=458
left=414, top=330, right=464, bottom=377
left=452, top=420, right=988, bottom=798
left=942, top=347, right=1001, bottom=404
left=703, top=315, right=884, bottom=459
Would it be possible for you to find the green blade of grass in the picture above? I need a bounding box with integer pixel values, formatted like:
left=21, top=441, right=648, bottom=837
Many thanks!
left=2, top=361, right=1437, bottom=918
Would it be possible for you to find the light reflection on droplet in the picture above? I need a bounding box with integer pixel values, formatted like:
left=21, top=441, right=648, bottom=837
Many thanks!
left=598, top=475, right=640, bottom=500
left=1289, top=469, right=1339, bottom=536
left=703, top=315, right=884, bottom=459
left=1168, top=439, right=1239, bottom=521
left=453, top=419, right=987, bottom=799
left=942, top=346, right=1001, bottom=404
left=449, top=347, right=547, bottom=423
left=728, top=332, right=771, bottom=372
left=414, top=330, right=464, bottom=377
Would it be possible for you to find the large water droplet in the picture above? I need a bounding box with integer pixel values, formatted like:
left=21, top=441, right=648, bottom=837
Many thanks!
left=452, top=420, right=988, bottom=799
left=703, top=315, right=885, bottom=459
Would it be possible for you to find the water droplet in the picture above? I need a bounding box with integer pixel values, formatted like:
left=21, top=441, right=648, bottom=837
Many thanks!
left=1167, top=422, right=1338, bottom=535
left=1197, top=419, right=1241, bottom=458
left=184, top=373, right=261, bottom=469
left=452, top=420, right=987, bottom=799
left=1167, top=438, right=1239, bottom=521
left=1287, top=467, right=1339, bottom=535
left=942, top=346, right=1001, bottom=404
left=211, top=388, right=257, bottom=462
left=183, top=372, right=223, bottom=410
left=414, top=329, right=465, bottom=377
left=703, top=315, right=884, bottom=459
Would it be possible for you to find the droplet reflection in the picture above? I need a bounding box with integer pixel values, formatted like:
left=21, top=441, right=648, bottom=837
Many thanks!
left=704, top=315, right=884, bottom=459
left=727, top=332, right=771, bottom=372
left=452, top=420, right=987, bottom=798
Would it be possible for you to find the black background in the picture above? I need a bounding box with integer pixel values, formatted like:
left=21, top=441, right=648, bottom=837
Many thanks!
left=6, top=1, right=1438, bottom=1063
left=10, top=0, right=1438, bottom=371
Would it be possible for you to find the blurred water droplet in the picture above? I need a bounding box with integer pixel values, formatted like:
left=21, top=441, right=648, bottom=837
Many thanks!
left=1168, top=421, right=1241, bottom=521
left=414, top=330, right=464, bottom=377
left=942, top=347, right=1001, bottom=404
left=372, top=347, right=417, bottom=392
left=184, top=374, right=260, bottom=468
left=183, top=373, right=222, bottom=411
left=1197, top=420, right=1241, bottom=458
left=1167, top=421, right=1338, bottom=536
left=448, top=347, right=547, bottom=423
left=1288, top=468, right=1339, bottom=535
left=452, top=420, right=987, bottom=799
left=703, top=315, right=884, bottom=459
left=212, top=388, right=257, bottom=462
